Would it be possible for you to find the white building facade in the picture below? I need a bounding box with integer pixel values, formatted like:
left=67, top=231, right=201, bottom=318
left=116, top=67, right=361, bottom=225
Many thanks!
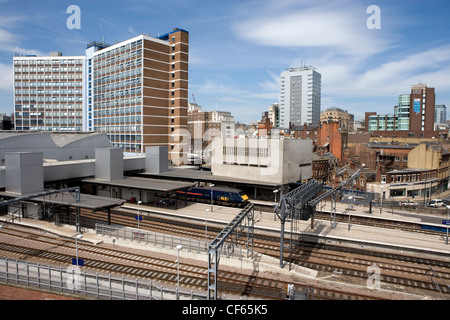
left=279, top=67, right=321, bottom=128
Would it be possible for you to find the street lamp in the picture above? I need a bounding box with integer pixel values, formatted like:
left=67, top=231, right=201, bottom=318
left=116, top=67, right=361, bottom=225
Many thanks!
left=210, top=184, right=215, bottom=212
left=137, top=200, right=142, bottom=230
left=75, top=234, right=82, bottom=266
left=176, top=244, right=183, bottom=296
left=205, top=209, right=210, bottom=243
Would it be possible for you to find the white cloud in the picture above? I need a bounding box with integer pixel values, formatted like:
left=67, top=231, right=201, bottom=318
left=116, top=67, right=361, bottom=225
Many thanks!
left=232, top=1, right=395, bottom=57
left=0, top=62, right=13, bottom=91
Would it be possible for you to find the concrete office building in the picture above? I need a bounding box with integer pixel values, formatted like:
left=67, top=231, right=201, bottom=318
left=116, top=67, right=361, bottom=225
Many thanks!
left=211, top=138, right=312, bottom=185
left=13, top=52, right=85, bottom=132
left=93, top=29, right=189, bottom=157
left=13, top=28, right=189, bottom=160
left=279, top=67, right=321, bottom=128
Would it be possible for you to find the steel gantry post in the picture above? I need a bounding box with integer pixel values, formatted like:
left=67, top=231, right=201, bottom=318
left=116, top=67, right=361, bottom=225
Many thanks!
left=207, top=203, right=255, bottom=300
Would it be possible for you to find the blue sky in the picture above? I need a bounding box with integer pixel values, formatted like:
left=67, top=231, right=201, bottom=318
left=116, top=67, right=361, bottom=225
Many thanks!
left=0, top=0, right=449, bottom=123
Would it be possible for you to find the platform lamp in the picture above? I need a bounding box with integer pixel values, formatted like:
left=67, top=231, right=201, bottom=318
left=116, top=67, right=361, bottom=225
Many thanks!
left=205, top=209, right=210, bottom=243
left=137, top=200, right=142, bottom=230
left=273, top=189, right=279, bottom=203
left=380, top=186, right=384, bottom=214
left=176, top=244, right=183, bottom=298
left=75, top=234, right=82, bottom=266
left=348, top=196, right=353, bottom=231
left=210, top=184, right=215, bottom=212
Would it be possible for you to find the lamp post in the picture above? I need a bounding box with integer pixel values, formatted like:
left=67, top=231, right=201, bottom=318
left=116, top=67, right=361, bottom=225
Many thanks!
left=75, top=234, right=82, bottom=266
left=137, top=200, right=142, bottom=230
left=348, top=196, right=353, bottom=231
left=210, top=184, right=215, bottom=212
left=176, top=244, right=183, bottom=296
left=273, top=189, right=279, bottom=203
left=205, top=209, right=210, bottom=243
left=380, top=186, right=384, bottom=214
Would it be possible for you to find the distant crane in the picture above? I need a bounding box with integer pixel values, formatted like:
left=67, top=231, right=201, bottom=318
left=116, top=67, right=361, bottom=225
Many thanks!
left=192, top=94, right=196, bottom=104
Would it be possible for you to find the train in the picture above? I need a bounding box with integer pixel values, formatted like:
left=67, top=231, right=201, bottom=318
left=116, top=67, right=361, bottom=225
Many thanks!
left=177, top=187, right=249, bottom=207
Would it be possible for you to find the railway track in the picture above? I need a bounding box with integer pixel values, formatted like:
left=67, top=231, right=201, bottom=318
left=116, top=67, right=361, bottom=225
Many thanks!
left=0, top=222, right=296, bottom=300
left=59, top=205, right=450, bottom=299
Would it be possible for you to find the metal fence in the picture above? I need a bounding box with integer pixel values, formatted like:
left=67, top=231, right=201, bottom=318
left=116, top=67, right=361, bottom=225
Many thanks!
left=0, top=258, right=207, bottom=300
left=95, top=223, right=244, bottom=260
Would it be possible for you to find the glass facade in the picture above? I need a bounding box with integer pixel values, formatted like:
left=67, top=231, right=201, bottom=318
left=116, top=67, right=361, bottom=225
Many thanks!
left=92, top=39, right=144, bottom=153
left=396, top=94, right=410, bottom=130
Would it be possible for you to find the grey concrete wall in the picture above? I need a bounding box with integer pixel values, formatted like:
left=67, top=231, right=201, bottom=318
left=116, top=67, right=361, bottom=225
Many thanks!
left=211, top=138, right=312, bottom=185
left=5, top=152, right=44, bottom=195
left=95, top=148, right=124, bottom=181
left=145, top=147, right=169, bottom=174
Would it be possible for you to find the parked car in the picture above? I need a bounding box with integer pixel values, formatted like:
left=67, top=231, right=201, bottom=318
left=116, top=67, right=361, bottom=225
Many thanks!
left=428, top=199, right=445, bottom=207
left=399, top=200, right=417, bottom=206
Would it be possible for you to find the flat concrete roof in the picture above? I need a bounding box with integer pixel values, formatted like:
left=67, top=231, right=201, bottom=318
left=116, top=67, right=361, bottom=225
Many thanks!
left=83, top=176, right=196, bottom=192
left=140, top=167, right=281, bottom=188
left=0, top=191, right=125, bottom=210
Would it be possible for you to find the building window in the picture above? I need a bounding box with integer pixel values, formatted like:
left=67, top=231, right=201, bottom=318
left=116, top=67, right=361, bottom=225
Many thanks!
left=381, top=175, right=386, bottom=183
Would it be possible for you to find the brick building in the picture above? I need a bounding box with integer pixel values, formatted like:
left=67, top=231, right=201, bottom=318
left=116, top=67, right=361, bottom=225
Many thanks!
left=365, top=84, right=439, bottom=139
left=317, top=121, right=347, bottom=163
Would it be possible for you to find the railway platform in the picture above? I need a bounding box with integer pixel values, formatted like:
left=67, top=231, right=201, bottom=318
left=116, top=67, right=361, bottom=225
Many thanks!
left=121, top=201, right=450, bottom=256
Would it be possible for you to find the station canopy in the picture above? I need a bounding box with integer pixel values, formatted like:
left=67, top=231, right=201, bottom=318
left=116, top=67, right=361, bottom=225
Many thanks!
left=83, top=176, right=196, bottom=193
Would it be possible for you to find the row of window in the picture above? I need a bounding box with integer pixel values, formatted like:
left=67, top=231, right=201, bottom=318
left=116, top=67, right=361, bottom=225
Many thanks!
left=381, top=172, right=437, bottom=183
left=94, top=67, right=142, bottom=86
left=15, top=118, right=83, bottom=125
left=94, top=59, right=141, bottom=77
left=15, top=104, right=82, bottom=111
left=16, top=111, right=83, bottom=117
left=94, top=86, right=142, bottom=101
left=15, top=73, right=83, bottom=80
left=95, top=40, right=142, bottom=62
left=16, top=126, right=83, bottom=132
left=15, top=89, right=82, bottom=95
left=15, top=96, right=83, bottom=103
left=94, top=77, right=141, bottom=94
left=14, top=59, right=83, bottom=66
left=222, top=147, right=270, bottom=158
left=94, top=106, right=142, bottom=117
left=14, top=66, right=83, bottom=73
left=94, top=96, right=142, bottom=109
left=107, top=134, right=142, bottom=143
left=93, top=115, right=142, bottom=125
left=95, top=125, right=142, bottom=132
left=15, top=81, right=83, bottom=88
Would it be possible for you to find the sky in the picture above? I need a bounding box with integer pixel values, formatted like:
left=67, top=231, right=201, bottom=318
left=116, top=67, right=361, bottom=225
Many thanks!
left=0, top=0, right=449, bottom=123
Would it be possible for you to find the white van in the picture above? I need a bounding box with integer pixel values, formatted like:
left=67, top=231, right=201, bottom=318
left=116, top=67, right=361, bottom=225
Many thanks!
left=428, top=199, right=445, bottom=207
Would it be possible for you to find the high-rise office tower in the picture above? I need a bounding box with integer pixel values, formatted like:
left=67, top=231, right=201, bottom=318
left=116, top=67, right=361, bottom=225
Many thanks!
left=13, top=28, right=189, bottom=160
left=13, top=52, right=85, bottom=132
left=279, top=66, right=321, bottom=128
left=92, top=29, right=189, bottom=156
